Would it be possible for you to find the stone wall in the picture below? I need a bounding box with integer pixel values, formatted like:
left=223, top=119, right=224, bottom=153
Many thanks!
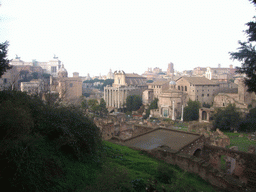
left=148, top=147, right=246, bottom=191
left=132, top=125, right=154, bottom=137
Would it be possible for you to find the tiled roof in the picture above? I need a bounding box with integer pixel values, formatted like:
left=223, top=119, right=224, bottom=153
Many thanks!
left=149, top=80, right=169, bottom=85
left=125, top=73, right=145, bottom=78
left=176, top=77, right=219, bottom=85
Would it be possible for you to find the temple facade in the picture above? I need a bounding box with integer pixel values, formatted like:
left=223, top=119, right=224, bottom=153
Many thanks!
left=104, top=70, right=147, bottom=111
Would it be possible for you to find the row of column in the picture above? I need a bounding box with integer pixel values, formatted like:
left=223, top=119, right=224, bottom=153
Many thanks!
left=104, top=87, right=127, bottom=108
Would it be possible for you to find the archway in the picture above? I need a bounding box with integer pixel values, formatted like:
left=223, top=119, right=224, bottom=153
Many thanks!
left=193, top=149, right=201, bottom=157
left=202, top=111, right=207, bottom=120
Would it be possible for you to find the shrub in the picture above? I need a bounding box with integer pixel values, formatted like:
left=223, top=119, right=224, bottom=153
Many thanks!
left=213, top=104, right=241, bottom=131
left=0, top=90, right=102, bottom=191
left=156, top=164, right=176, bottom=184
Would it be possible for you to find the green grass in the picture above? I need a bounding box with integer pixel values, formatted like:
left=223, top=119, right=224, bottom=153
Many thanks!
left=80, top=140, right=218, bottom=192
left=223, top=132, right=256, bottom=152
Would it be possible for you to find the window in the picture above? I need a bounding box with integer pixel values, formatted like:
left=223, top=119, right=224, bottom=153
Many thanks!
left=178, top=86, right=180, bottom=90
left=202, top=89, right=204, bottom=92
left=185, top=86, right=187, bottom=91
left=70, top=83, right=73, bottom=87
left=3, top=78, right=7, bottom=84
left=202, top=94, right=204, bottom=97
left=51, top=66, right=57, bottom=73
left=207, top=94, right=209, bottom=97
left=181, top=86, right=183, bottom=91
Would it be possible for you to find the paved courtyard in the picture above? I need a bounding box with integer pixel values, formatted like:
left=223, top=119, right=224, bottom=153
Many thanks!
left=124, top=128, right=200, bottom=150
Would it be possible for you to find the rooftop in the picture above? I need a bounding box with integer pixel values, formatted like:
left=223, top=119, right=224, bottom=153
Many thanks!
left=176, top=77, right=219, bottom=85
left=123, top=128, right=201, bottom=150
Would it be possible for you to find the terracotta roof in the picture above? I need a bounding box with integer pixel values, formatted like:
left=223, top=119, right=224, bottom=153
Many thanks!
left=125, top=73, right=145, bottom=78
left=149, top=80, right=169, bottom=85
left=176, top=77, right=219, bottom=85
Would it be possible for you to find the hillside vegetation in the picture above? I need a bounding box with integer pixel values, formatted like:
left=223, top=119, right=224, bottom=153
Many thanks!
left=0, top=90, right=219, bottom=191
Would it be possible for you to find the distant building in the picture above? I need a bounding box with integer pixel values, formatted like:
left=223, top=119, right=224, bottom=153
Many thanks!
left=213, top=78, right=256, bottom=112
left=147, top=80, right=170, bottom=99
left=9, top=55, right=63, bottom=77
left=104, top=70, right=147, bottom=111
left=106, top=69, right=114, bottom=79
left=167, top=62, right=174, bottom=75
left=175, top=76, right=220, bottom=105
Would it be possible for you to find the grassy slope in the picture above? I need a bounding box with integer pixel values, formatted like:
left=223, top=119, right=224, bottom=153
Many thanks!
left=79, top=141, right=218, bottom=192
left=223, top=132, right=256, bottom=152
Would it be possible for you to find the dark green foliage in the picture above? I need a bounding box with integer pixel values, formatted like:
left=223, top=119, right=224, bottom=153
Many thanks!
left=183, top=100, right=201, bottom=121
left=83, top=78, right=114, bottom=91
left=229, top=1, right=256, bottom=93
left=82, top=98, right=108, bottom=117
left=144, top=98, right=159, bottom=119
left=0, top=41, right=11, bottom=77
left=213, top=104, right=241, bottom=131
left=156, top=164, right=175, bottom=184
left=99, top=98, right=108, bottom=117
left=0, top=90, right=102, bottom=191
left=203, top=102, right=211, bottom=108
left=126, top=95, right=142, bottom=112
left=42, top=73, right=50, bottom=79
left=238, top=107, right=256, bottom=132
left=31, top=72, right=39, bottom=79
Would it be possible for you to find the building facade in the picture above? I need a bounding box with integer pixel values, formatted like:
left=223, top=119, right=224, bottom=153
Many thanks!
left=104, top=70, right=147, bottom=111
left=175, top=77, right=220, bottom=105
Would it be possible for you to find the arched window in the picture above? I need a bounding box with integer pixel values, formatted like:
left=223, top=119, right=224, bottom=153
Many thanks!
left=202, top=111, right=207, bottom=120
left=181, top=86, right=183, bottom=91
left=178, top=86, right=180, bottom=90
left=193, top=149, right=201, bottom=157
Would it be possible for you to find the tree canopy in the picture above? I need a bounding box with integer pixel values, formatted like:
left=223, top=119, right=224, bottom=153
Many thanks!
left=144, top=98, right=159, bottom=119
left=213, top=104, right=241, bottom=131
left=183, top=100, right=200, bottom=121
left=0, top=41, right=11, bottom=77
left=229, top=1, right=256, bottom=93
left=126, top=95, right=142, bottom=112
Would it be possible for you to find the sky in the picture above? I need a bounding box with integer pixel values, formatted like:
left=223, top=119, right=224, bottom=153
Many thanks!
left=0, top=0, right=256, bottom=77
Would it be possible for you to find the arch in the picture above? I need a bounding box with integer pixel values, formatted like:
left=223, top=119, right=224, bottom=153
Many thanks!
left=202, top=111, right=207, bottom=120
left=193, top=149, right=201, bottom=157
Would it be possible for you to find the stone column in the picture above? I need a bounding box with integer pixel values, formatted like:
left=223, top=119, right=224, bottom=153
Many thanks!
left=181, top=105, right=184, bottom=122
left=104, top=87, right=106, bottom=103
left=172, top=100, right=175, bottom=120
left=118, top=87, right=120, bottom=108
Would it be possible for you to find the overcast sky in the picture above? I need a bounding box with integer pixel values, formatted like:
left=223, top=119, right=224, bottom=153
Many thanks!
left=1, top=0, right=255, bottom=77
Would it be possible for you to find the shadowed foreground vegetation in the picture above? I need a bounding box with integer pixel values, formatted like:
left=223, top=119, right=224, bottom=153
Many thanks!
left=0, top=91, right=219, bottom=191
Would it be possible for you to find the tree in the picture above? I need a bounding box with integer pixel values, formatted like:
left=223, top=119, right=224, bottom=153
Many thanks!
left=229, top=1, right=256, bottom=93
left=144, top=98, right=159, bottom=119
left=126, top=95, right=142, bottom=112
left=0, top=41, right=11, bottom=77
left=239, top=106, right=256, bottom=132
left=213, top=104, right=241, bottom=131
left=87, top=99, right=99, bottom=113
left=183, top=100, right=200, bottom=121
left=99, top=98, right=108, bottom=117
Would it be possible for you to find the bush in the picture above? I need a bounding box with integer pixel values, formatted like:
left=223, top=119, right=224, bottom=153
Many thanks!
left=184, top=100, right=201, bottom=121
left=213, top=104, right=241, bottom=131
left=156, top=164, right=176, bottom=184
left=0, top=90, right=102, bottom=191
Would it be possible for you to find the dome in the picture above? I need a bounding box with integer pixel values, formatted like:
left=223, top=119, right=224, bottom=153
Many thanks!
left=58, top=64, right=68, bottom=78
left=169, top=81, right=176, bottom=85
